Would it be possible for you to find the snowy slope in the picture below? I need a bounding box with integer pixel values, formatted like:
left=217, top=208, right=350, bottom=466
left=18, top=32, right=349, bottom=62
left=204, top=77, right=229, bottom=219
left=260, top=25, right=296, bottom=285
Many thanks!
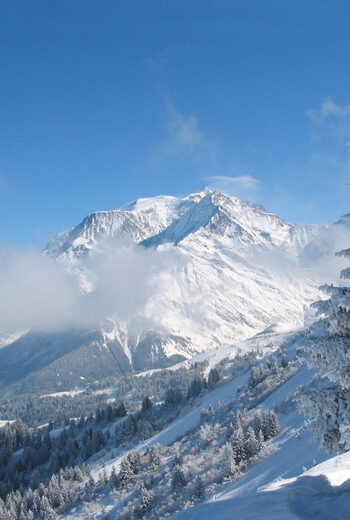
left=172, top=427, right=350, bottom=520
left=171, top=368, right=321, bottom=519
left=58, top=328, right=350, bottom=520
left=168, top=364, right=343, bottom=520
left=169, top=358, right=350, bottom=520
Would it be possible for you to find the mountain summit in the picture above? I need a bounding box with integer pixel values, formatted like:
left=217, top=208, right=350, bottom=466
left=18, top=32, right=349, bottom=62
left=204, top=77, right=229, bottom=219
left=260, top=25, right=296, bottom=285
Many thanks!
left=46, top=189, right=319, bottom=259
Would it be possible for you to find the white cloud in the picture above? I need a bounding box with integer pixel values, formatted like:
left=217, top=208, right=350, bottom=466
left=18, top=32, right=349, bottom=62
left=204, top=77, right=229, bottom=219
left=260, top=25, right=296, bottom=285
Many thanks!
left=306, top=97, right=350, bottom=150
left=0, top=238, right=185, bottom=334
left=205, top=175, right=261, bottom=199
left=155, top=100, right=217, bottom=162
left=207, top=175, right=260, bottom=190
left=307, top=97, right=350, bottom=122
left=0, top=247, right=84, bottom=333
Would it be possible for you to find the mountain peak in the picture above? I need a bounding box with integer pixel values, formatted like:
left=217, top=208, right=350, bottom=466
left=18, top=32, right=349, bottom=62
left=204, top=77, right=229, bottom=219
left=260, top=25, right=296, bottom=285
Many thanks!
left=46, top=189, right=318, bottom=259
left=25, top=188, right=328, bottom=385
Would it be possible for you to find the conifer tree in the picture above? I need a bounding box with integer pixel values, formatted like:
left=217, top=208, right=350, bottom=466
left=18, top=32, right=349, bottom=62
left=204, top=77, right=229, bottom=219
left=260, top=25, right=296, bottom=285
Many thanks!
left=88, top=474, right=95, bottom=489
left=40, top=496, right=57, bottom=520
left=263, top=411, right=280, bottom=439
left=252, top=410, right=264, bottom=435
left=148, top=446, right=162, bottom=471
left=194, top=475, right=205, bottom=500
left=100, top=463, right=108, bottom=487
left=231, top=425, right=245, bottom=464
left=223, top=442, right=237, bottom=477
left=171, top=445, right=183, bottom=467
left=119, top=457, right=135, bottom=488
left=303, top=244, right=350, bottom=451
left=171, top=465, right=187, bottom=492
left=139, top=485, right=152, bottom=515
left=110, top=466, right=118, bottom=489
left=245, top=427, right=260, bottom=457
left=141, top=397, right=153, bottom=412
left=208, top=368, right=220, bottom=388
left=257, top=429, right=264, bottom=451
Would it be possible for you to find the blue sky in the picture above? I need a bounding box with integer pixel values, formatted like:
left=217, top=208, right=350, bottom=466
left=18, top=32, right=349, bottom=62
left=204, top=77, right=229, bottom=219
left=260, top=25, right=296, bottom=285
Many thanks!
left=1, top=1, right=350, bottom=246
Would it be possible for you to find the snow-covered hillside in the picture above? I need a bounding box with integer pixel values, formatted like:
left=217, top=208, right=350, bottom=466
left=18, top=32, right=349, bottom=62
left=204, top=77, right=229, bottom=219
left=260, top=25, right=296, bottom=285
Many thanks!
left=1, top=320, right=349, bottom=520
left=53, top=327, right=344, bottom=520
left=0, top=189, right=346, bottom=395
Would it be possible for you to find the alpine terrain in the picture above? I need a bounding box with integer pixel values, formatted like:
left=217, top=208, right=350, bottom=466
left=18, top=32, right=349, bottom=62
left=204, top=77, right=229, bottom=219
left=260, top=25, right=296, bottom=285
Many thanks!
left=0, top=189, right=342, bottom=396
left=1, top=190, right=350, bottom=520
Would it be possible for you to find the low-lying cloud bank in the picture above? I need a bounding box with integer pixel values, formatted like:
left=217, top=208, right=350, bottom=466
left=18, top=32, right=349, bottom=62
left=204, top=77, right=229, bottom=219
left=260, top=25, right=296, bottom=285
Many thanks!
left=1, top=223, right=350, bottom=336
left=0, top=237, right=184, bottom=334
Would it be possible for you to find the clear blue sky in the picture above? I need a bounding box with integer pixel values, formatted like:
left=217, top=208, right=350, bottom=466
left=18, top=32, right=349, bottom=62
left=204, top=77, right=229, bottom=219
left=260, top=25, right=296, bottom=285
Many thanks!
left=1, top=1, right=350, bottom=246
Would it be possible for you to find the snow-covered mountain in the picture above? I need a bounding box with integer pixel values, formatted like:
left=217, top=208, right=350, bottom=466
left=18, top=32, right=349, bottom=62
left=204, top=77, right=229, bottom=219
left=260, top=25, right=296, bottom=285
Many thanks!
left=47, top=189, right=319, bottom=260
left=2, top=190, right=349, bottom=519
left=0, top=189, right=340, bottom=394
left=45, top=191, right=206, bottom=260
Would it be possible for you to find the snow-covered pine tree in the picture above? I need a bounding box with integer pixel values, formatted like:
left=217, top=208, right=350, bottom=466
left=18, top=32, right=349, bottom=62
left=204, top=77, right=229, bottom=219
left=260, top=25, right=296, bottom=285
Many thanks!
left=231, top=425, right=246, bottom=464
left=148, top=445, right=162, bottom=471
left=0, top=498, right=5, bottom=519
left=262, top=410, right=280, bottom=439
left=171, top=445, right=183, bottom=467
left=270, top=357, right=280, bottom=375
left=4, top=498, right=17, bottom=520
left=193, top=475, right=205, bottom=500
left=139, top=485, right=152, bottom=515
left=236, top=409, right=244, bottom=429
left=245, top=426, right=260, bottom=457
left=39, top=496, right=57, bottom=520
left=222, top=442, right=237, bottom=478
left=303, top=245, right=350, bottom=452
left=208, top=368, right=220, bottom=388
left=88, top=473, right=95, bottom=489
left=257, top=429, right=265, bottom=451
left=127, top=451, right=141, bottom=475
left=19, top=504, right=34, bottom=520
left=100, top=463, right=108, bottom=487
left=119, top=457, right=135, bottom=488
left=109, top=465, right=118, bottom=489
left=252, top=410, right=264, bottom=435
left=171, top=464, right=187, bottom=492
left=199, top=423, right=215, bottom=447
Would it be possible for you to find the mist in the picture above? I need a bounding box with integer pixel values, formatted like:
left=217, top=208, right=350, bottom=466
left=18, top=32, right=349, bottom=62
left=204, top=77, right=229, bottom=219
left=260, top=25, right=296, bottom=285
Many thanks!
left=245, top=222, right=350, bottom=290
left=1, top=222, right=350, bottom=337
left=0, top=237, right=185, bottom=334
left=300, top=223, right=350, bottom=284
